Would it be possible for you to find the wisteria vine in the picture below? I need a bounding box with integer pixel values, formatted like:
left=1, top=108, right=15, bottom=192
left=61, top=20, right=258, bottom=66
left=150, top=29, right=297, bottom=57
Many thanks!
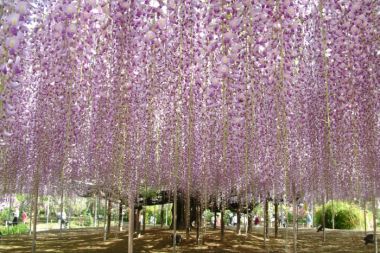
left=0, top=0, right=379, bottom=212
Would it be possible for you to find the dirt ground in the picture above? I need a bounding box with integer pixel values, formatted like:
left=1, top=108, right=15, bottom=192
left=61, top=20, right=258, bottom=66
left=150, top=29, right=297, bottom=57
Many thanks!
left=0, top=226, right=377, bottom=253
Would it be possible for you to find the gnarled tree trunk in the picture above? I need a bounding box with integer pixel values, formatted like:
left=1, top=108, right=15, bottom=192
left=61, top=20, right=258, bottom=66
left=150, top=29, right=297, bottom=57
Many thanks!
left=170, top=192, right=197, bottom=231
left=171, top=192, right=186, bottom=230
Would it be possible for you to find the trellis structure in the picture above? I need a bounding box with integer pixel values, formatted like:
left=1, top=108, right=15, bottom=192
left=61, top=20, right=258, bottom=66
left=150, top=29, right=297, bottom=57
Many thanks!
left=0, top=1, right=379, bottom=253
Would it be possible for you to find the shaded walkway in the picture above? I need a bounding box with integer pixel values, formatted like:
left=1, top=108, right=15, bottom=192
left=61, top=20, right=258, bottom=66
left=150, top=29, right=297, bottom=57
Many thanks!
left=0, top=227, right=377, bottom=253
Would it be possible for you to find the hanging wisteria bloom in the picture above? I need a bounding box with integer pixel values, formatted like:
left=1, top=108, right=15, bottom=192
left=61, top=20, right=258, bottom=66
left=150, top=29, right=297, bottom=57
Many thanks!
left=0, top=1, right=378, bottom=252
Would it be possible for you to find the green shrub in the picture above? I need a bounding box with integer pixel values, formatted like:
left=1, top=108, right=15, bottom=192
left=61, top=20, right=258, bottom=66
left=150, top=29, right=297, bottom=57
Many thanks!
left=287, top=212, right=293, bottom=223
left=203, top=209, right=230, bottom=225
left=224, top=210, right=232, bottom=225
left=314, top=201, right=371, bottom=229
left=0, top=208, right=12, bottom=222
left=84, top=214, right=93, bottom=226
left=70, top=214, right=93, bottom=227
left=286, top=211, right=307, bottom=224
left=0, top=223, right=29, bottom=236
left=204, top=209, right=214, bottom=223
left=144, top=204, right=172, bottom=225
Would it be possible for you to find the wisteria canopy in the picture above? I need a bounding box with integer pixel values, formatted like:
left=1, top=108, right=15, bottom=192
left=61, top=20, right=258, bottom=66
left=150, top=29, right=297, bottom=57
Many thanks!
left=0, top=0, right=379, bottom=206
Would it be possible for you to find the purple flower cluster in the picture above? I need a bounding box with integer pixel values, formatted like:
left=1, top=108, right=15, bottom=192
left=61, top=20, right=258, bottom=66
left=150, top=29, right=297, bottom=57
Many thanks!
left=1, top=0, right=379, bottom=203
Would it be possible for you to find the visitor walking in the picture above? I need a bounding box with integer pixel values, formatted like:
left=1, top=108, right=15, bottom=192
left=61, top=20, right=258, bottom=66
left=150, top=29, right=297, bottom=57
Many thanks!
left=306, top=212, right=312, bottom=228
left=21, top=211, right=28, bottom=224
left=13, top=209, right=19, bottom=224
left=58, top=210, right=68, bottom=228
left=254, top=216, right=260, bottom=226
left=280, top=213, right=286, bottom=227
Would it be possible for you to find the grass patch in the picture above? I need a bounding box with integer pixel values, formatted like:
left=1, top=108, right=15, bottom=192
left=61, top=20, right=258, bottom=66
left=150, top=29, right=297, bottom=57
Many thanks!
left=0, top=223, right=29, bottom=236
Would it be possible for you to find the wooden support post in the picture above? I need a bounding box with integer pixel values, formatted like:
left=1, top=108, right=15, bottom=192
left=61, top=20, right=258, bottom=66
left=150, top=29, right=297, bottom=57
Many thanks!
left=173, top=189, right=178, bottom=253
left=364, top=201, right=367, bottom=235
left=59, top=190, right=64, bottom=237
left=293, top=196, right=297, bottom=253
left=322, top=196, right=326, bottom=242
left=331, top=198, right=335, bottom=230
left=106, top=199, right=112, bottom=238
left=196, top=203, right=200, bottom=245
left=263, top=199, right=266, bottom=246
left=236, top=202, right=241, bottom=235
left=214, top=206, right=217, bottom=230
left=103, top=197, right=108, bottom=241
left=128, top=199, right=134, bottom=253
left=31, top=188, right=39, bottom=253
left=118, top=201, right=123, bottom=231
left=265, top=197, right=269, bottom=239
left=46, top=196, right=50, bottom=226
left=161, top=203, right=164, bottom=228
left=142, top=207, right=146, bottom=234
left=373, top=195, right=378, bottom=253
left=94, top=195, right=98, bottom=227
left=275, top=201, right=279, bottom=238
left=221, top=206, right=225, bottom=241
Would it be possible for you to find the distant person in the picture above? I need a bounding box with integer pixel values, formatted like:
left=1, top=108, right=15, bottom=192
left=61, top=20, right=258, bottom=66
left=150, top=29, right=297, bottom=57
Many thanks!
left=59, top=211, right=68, bottom=228
left=150, top=215, right=156, bottom=225
left=280, top=213, right=286, bottom=227
left=232, top=215, right=237, bottom=226
left=306, top=212, right=312, bottom=228
left=62, top=211, right=67, bottom=224
left=229, top=213, right=233, bottom=225
left=254, top=216, right=260, bottom=226
left=14, top=208, right=19, bottom=221
left=139, top=213, right=143, bottom=225
left=12, top=210, right=19, bottom=225
left=216, top=215, right=221, bottom=228
left=21, top=211, right=28, bottom=224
